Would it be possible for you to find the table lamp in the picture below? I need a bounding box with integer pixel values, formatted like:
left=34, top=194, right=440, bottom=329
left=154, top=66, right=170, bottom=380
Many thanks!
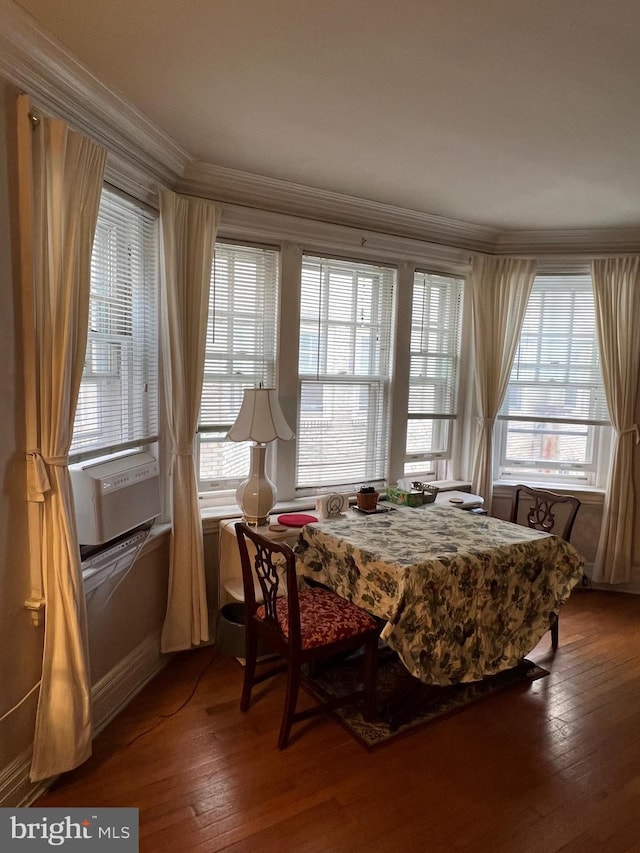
left=227, top=387, right=294, bottom=525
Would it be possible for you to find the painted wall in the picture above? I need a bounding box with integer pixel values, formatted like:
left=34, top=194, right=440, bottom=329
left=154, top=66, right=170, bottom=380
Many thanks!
left=0, top=79, right=45, bottom=800
left=0, top=78, right=173, bottom=805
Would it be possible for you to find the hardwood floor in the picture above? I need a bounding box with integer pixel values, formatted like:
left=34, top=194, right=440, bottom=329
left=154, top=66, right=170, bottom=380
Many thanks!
left=35, top=589, right=640, bottom=852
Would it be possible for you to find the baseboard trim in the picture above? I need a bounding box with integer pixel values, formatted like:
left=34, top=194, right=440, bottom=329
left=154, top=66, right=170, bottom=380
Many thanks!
left=0, top=749, right=48, bottom=807
left=1, top=632, right=170, bottom=807
left=91, top=631, right=170, bottom=736
left=581, top=561, right=640, bottom=594
left=590, top=570, right=640, bottom=595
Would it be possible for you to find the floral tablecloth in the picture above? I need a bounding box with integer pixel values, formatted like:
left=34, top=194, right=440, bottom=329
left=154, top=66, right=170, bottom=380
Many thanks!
left=295, top=504, right=584, bottom=685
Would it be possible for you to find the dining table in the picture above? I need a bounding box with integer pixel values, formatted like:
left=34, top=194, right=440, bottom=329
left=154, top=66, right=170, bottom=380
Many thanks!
left=294, top=503, right=584, bottom=686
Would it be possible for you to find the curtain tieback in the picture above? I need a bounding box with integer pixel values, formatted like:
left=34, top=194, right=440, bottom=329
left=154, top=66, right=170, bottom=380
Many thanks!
left=26, top=450, right=51, bottom=501
left=620, top=424, right=640, bottom=444
left=476, top=417, right=496, bottom=428
left=173, top=446, right=194, bottom=457
left=43, top=454, right=70, bottom=465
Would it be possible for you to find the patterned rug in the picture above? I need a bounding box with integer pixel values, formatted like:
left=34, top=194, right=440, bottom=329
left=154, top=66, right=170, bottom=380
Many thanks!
left=310, top=649, right=548, bottom=750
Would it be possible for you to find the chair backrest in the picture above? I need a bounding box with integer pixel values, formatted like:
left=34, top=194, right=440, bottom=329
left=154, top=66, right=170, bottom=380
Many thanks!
left=235, top=522, right=301, bottom=646
left=510, top=484, right=581, bottom=542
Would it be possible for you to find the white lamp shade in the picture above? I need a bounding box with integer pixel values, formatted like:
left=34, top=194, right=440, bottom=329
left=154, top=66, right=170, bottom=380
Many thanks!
left=227, top=387, right=294, bottom=443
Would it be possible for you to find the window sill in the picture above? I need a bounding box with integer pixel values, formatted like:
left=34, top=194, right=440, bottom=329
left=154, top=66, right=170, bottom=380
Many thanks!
left=199, top=480, right=473, bottom=533
left=493, top=480, right=605, bottom=506
left=200, top=497, right=319, bottom=534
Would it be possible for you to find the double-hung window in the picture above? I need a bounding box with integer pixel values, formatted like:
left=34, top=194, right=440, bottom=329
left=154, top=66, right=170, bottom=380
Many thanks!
left=497, top=274, right=610, bottom=485
left=405, top=271, right=464, bottom=476
left=297, top=255, right=395, bottom=490
left=197, top=243, right=279, bottom=491
left=71, top=188, right=158, bottom=457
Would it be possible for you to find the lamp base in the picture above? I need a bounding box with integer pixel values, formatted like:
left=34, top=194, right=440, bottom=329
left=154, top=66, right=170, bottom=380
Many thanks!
left=239, top=511, right=271, bottom=528
left=236, top=444, right=276, bottom=527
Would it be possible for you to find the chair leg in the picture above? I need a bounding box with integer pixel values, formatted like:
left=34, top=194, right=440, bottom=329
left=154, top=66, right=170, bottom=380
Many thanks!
left=550, top=613, right=559, bottom=650
left=277, top=662, right=301, bottom=749
left=362, top=634, right=378, bottom=721
left=240, top=626, right=258, bottom=712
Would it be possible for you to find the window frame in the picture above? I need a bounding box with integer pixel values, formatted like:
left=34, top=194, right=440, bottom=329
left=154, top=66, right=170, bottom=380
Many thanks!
left=294, top=254, right=396, bottom=494
left=70, top=186, right=159, bottom=462
left=196, top=240, right=280, bottom=494
left=195, top=231, right=471, bottom=506
left=404, top=270, right=464, bottom=477
left=495, top=273, right=611, bottom=488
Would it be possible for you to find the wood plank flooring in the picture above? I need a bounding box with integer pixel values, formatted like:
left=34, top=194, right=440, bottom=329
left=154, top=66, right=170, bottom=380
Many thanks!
left=34, top=589, right=640, bottom=852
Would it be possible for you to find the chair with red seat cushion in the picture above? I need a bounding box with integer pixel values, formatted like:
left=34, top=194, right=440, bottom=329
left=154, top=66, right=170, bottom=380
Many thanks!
left=235, top=521, right=378, bottom=748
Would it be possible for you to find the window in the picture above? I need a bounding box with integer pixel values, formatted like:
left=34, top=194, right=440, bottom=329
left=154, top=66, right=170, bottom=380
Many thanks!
left=497, top=274, right=610, bottom=484
left=405, top=272, right=464, bottom=476
left=71, top=188, right=158, bottom=457
left=197, top=243, right=279, bottom=490
left=296, top=255, right=395, bottom=490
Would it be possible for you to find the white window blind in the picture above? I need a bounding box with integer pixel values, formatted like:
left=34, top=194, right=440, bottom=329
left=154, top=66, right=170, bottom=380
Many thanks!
left=297, top=255, right=395, bottom=490
left=198, top=243, right=279, bottom=488
left=405, top=271, right=464, bottom=475
left=71, top=188, right=158, bottom=456
left=498, top=274, right=609, bottom=480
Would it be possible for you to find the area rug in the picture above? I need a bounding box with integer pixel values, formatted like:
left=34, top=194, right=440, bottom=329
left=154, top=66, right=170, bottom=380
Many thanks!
left=310, top=649, right=548, bottom=750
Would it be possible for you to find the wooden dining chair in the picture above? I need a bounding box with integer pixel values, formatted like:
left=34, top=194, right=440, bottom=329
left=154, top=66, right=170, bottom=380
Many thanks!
left=235, top=522, right=378, bottom=748
left=510, top=484, right=581, bottom=649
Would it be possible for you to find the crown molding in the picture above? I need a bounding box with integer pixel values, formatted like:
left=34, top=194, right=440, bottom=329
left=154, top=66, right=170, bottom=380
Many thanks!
left=0, top=0, right=190, bottom=205
left=215, top=202, right=472, bottom=273
left=180, top=162, right=640, bottom=258
left=179, top=161, right=501, bottom=254
left=2, top=0, right=640, bottom=254
left=494, top=226, right=640, bottom=257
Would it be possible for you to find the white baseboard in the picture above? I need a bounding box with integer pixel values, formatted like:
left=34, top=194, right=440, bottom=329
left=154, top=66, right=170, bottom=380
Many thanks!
left=1, top=631, right=170, bottom=807
left=0, top=749, right=49, bottom=807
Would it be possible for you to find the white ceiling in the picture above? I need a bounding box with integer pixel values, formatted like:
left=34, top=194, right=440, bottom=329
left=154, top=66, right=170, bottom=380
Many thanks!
left=13, top=0, right=640, bottom=231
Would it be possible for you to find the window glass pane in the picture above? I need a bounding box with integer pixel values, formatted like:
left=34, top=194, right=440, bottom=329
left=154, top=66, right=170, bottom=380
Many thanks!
left=71, top=189, right=158, bottom=455
left=198, top=432, right=250, bottom=486
left=297, top=257, right=395, bottom=489
left=499, top=275, right=609, bottom=480
left=501, top=276, right=608, bottom=425
left=198, top=243, right=279, bottom=489
left=504, top=420, right=590, bottom=465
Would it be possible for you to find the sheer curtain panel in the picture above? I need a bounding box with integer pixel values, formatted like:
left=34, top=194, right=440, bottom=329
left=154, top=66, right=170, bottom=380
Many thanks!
left=159, top=190, right=220, bottom=652
left=470, top=256, right=536, bottom=514
left=17, top=99, right=107, bottom=782
left=591, top=257, right=640, bottom=584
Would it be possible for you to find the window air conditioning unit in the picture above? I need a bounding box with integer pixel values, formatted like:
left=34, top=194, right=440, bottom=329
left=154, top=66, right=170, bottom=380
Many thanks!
left=70, top=451, right=161, bottom=546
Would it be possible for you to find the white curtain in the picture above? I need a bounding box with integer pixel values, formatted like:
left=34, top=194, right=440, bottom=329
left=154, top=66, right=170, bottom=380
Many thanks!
left=27, top=116, right=106, bottom=781
left=470, top=256, right=537, bottom=514
left=591, top=257, right=640, bottom=584
left=159, top=190, right=220, bottom=652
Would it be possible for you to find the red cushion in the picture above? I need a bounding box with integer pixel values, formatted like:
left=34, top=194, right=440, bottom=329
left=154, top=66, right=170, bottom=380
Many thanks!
left=277, top=513, right=318, bottom=527
left=257, top=586, right=376, bottom=649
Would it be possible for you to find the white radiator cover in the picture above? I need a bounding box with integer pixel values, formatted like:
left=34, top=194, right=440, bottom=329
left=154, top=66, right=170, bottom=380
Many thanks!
left=70, top=452, right=161, bottom=546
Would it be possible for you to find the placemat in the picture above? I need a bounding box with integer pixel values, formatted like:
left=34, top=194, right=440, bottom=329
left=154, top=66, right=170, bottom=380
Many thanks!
left=276, top=513, right=318, bottom=527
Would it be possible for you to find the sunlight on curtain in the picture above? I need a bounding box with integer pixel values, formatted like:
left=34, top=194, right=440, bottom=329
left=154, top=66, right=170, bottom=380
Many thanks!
left=470, top=256, right=537, bottom=514
left=19, top=102, right=107, bottom=782
left=159, top=190, right=220, bottom=652
left=591, top=257, right=640, bottom=584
